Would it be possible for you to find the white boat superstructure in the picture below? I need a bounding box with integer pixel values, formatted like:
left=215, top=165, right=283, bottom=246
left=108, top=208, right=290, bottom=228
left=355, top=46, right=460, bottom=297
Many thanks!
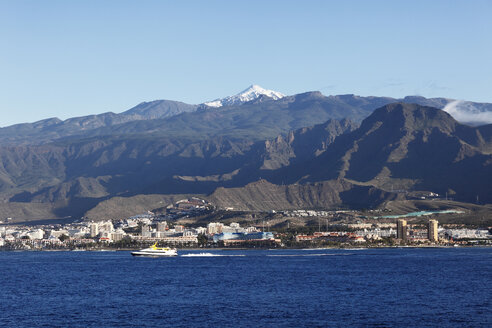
left=131, top=243, right=178, bottom=257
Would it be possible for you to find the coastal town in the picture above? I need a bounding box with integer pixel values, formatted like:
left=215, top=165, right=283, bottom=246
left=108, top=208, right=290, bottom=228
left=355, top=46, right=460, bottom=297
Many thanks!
left=1, top=197, right=491, bottom=251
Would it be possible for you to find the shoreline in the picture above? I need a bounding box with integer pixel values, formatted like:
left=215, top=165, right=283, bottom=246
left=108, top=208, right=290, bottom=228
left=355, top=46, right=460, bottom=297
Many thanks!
left=1, top=244, right=490, bottom=252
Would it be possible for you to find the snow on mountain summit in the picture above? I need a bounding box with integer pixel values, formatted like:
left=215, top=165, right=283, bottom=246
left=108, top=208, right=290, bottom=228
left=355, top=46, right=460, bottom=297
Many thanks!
left=203, top=85, right=285, bottom=108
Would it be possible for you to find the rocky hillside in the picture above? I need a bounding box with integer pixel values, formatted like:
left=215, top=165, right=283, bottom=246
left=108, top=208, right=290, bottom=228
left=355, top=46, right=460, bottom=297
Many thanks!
left=1, top=94, right=491, bottom=222
left=292, top=103, right=492, bottom=202
left=208, top=179, right=402, bottom=211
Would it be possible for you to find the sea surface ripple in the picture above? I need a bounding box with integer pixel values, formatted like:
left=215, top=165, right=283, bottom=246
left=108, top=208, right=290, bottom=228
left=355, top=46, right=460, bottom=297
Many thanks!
left=0, top=248, right=491, bottom=327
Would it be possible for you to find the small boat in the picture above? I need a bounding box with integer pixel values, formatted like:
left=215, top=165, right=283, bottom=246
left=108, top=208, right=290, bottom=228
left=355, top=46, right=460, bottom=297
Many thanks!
left=131, top=243, right=178, bottom=257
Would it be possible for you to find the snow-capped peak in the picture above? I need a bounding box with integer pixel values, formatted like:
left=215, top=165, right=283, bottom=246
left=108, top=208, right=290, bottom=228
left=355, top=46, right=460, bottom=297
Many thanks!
left=203, top=85, right=285, bottom=108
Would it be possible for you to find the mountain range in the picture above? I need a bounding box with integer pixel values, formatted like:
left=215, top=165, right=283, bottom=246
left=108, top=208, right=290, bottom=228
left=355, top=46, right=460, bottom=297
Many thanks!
left=3, top=86, right=492, bottom=146
left=1, top=86, right=491, bottom=222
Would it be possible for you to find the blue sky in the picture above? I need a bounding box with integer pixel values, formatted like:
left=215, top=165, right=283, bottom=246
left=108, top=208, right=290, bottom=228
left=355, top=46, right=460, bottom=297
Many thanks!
left=1, top=0, right=491, bottom=126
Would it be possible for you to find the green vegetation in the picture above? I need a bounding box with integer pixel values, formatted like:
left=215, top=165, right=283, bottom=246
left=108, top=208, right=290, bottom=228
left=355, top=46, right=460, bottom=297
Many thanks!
left=58, top=234, right=70, bottom=242
left=197, top=234, right=208, bottom=247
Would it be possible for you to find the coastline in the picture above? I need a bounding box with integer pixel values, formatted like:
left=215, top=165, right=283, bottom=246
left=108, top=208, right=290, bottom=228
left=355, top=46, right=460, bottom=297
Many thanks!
left=1, top=244, right=490, bottom=252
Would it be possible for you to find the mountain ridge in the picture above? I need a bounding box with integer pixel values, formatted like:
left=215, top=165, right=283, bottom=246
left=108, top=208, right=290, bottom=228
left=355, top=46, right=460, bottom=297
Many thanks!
left=1, top=94, right=491, bottom=222
left=288, top=103, right=492, bottom=201
left=2, top=89, right=492, bottom=146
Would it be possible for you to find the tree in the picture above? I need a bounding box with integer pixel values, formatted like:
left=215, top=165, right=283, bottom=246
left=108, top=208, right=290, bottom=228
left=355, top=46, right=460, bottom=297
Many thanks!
left=197, top=233, right=208, bottom=247
left=59, top=234, right=70, bottom=242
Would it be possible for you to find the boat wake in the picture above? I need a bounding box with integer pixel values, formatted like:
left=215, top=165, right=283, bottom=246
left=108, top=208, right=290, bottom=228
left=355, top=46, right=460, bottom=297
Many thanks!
left=181, top=253, right=245, bottom=257
left=267, top=253, right=354, bottom=257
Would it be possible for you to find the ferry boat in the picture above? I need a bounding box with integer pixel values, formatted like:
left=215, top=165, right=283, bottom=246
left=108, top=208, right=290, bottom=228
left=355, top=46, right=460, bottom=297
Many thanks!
left=131, top=243, right=178, bottom=257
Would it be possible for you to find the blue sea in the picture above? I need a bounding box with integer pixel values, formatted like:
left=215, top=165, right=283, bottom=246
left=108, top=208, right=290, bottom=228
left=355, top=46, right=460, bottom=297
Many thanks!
left=0, top=248, right=491, bottom=327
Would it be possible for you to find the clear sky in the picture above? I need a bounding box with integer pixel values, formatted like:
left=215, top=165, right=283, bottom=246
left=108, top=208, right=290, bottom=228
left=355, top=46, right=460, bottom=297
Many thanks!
left=1, top=0, right=491, bottom=126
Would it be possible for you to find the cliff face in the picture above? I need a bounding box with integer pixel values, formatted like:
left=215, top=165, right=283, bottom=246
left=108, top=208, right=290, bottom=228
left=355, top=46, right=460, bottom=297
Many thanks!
left=260, top=119, right=358, bottom=170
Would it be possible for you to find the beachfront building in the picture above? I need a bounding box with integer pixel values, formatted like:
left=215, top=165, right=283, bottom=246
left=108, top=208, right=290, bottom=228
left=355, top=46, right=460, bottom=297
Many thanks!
left=397, top=219, right=407, bottom=241
left=213, top=232, right=274, bottom=243
left=90, top=223, right=99, bottom=237
left=207, top=222, right=224, bottom=235
left=157, top=221, right=168, bottom=232
left=428, top=219, right=439, bottom=242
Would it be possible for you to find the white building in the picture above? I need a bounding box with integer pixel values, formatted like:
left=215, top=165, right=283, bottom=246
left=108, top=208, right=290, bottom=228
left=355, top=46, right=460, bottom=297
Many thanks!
left=27, top=229, right=44, bottom=240
left=196, top=227, right=207, bottom=235
left=246, top=226, right=260, bottom=233
left=90, top=223, right=99, bottom=237
left=349, top=223, right=373, bottom=229
left=141, top=225, right=152, bottom=238
left=111, top=229, right=126, bottom=242
left=207, top=222, right=224, bottom=235
left=444, top=229, right=491, bottom=240
left=4, top=235, right=15, bottom=242
left=99, top=231, right=112, bottom=242
left=183, top=229, right=198, bottom=237
left=50, top=229, right=70, bottom=238
left=157, top=221, right=168, bottom=232
left=47, top=235, right=62, bottom=244
left=124, top=219, right=139, bottom=228
left=98, top=221, right=114, bottom=233
left=355, top=228, right=396, bottom=238
left=160, top=236, right=198, bottom=244
left=70, top=227, right=90, bottom=239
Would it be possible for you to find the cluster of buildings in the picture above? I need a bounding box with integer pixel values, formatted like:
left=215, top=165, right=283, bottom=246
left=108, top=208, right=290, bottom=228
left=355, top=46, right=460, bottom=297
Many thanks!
left=0, top=198, right=277, bottom=249
left=0, top=198, right=490, bottom=249
left=396, top=219, right=439, bottom=242
left=0, top=221, right=94, bottom=249
left=282, top=210, right=339, bottom=217
left=296, top=231, right=366, bottom=243
left=294, top=219, right=491, bottom=245
left=0, top=218, right=276, bottom=249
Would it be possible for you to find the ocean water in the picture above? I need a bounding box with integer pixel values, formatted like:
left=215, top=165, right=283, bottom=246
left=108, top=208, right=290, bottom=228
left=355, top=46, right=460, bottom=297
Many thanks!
left=0, top=248, right=491, bottom=327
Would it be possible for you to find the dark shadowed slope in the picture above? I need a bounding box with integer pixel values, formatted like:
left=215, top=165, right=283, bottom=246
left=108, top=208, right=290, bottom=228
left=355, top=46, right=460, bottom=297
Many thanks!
left=291, top=103, right=492, bottom=203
